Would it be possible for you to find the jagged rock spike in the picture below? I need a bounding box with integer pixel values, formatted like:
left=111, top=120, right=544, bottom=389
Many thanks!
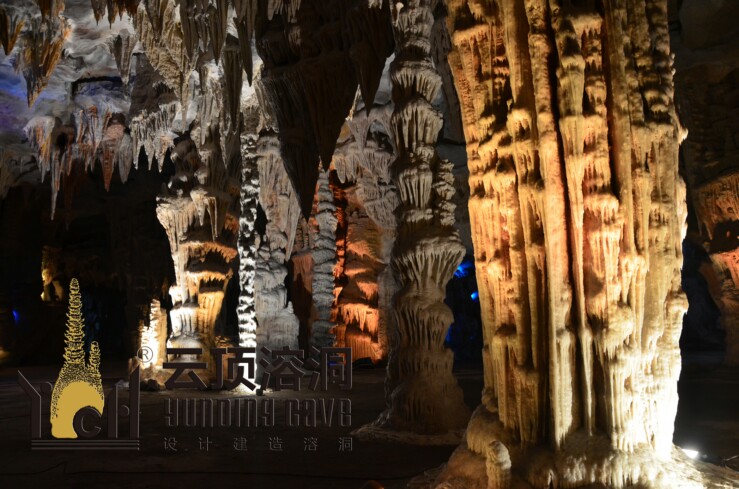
left=0, top=8, right=24, bottom=54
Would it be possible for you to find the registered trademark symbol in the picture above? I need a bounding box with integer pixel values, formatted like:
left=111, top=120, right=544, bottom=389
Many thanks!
left=137, top=346, right=153, bottom=363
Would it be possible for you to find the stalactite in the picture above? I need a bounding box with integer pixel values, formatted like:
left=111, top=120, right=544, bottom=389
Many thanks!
left=133, top=0, right=193, bottom=117
left=23, top=96, right=131, bottom=215
left=99, top=116, right=129, bottom=189
left=16, top=16, right=70, bottom=107
left=128, top=56, right=181, bottom=170
left=91, top=0, right=139, bottom=25
left=206, top=2, right=227, bottom=62
left=91, top=0, right=106, bottom=24
left=109, top=29, right=136, bottom=87
left=23, top=116, right=80, bottom=219
left=222, top=36, right=243, bottom=138
left=254, top=0, right=394, bottom=217
left=233, top=0, right=258, bottom=83
left=36, top=0, right=63, bottom=19
left=0, top=7, right=24, bottom=55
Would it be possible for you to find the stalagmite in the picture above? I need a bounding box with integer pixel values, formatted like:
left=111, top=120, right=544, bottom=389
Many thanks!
left=357, top=0, right=470, bottom=441
left=108, top=29, right=136, bottom=87
left=309, top=168, right=338, bottom=349
left=150, top=133, right=240, bottom=382
left=139, top=299, right=168, bottom=375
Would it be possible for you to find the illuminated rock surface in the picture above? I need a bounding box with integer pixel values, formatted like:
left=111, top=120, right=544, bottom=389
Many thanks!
left=0, top=1, right=736, bottom=487
left=355, top=0, right=470, bottom=441
left=333, top=102, right=399, bottom=364
left=674, top=0, right=739, bottom=367
left=423, top=0, right=739, bottom=487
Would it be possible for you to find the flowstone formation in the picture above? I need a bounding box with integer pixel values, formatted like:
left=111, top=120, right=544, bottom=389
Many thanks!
left=254, top=0, right=395, bottom=217
left=422, top=0, right=739, bottom=487
left=253, top=130, right=301, bottom=353
left=333, top=102, right=399, bottom=363
left=356, top=0, right=470, bottom=442
left=153, top=135, right=240, bottom=379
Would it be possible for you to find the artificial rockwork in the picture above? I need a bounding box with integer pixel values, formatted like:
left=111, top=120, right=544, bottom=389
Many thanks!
left=674, top=0, right=739, bottom=366
left=333, top=102, right=399, bottom=363
left=357, top=0, right=470, bottom=441
left=428, top=0, right=739, bottom=487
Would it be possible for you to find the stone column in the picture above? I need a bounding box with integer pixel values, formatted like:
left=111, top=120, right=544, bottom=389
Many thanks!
left=254, top=132, right=301, bottom=352
left=237, top=115, right=260, bottom=378
left=309, top=168, right=338, bottom=349
left=359, top=0, right=470, bottom=441
left=333, top=104, right=399, bottom=364
left=431, top=0, right=739, bottom=487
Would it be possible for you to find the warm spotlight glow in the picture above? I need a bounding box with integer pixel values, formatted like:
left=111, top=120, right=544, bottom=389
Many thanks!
left=681, top=448, right=700, bottom=459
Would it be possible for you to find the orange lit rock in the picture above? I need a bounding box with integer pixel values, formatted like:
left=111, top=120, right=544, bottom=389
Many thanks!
left=426, top=0, right=739, bottom=487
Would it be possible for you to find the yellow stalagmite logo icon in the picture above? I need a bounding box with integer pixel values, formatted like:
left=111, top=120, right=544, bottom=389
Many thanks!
left=49, top=278, right=105, bottom=439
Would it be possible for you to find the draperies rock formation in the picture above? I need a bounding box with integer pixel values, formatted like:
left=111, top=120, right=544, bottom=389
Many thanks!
left=254, top=0, right=395, bottom=218
left=0, top=0, right=737, bottom=487
left=425, top=0, right=738, bottom=487
left=253, top=130, right=301, bottom=354
left=0, top=0, right=140, bottom=219
left=332, top=103, right=399, bottom=363
left=154, top=135, right=240, bottom=380
left=11, top=0, right=69, bottom=108
left=673, top=0, right=739, bottom=366
left=356, top=0, right=470, bottom=442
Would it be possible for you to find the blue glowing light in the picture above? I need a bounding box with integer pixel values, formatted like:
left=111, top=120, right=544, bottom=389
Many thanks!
left=12, top=310, right=20, bottom=324
left=470, top=291, right=479, bottom=301
left=454, top=258, right=475, bottom=278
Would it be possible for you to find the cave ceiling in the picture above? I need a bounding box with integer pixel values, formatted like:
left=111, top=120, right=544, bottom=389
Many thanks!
left=0, top=0, right=395, bottom=219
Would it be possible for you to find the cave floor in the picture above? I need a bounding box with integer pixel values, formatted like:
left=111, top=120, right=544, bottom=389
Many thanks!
left=0, top=365, right=483, bottom=488
left=0, top=361, right=736, bottom=488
